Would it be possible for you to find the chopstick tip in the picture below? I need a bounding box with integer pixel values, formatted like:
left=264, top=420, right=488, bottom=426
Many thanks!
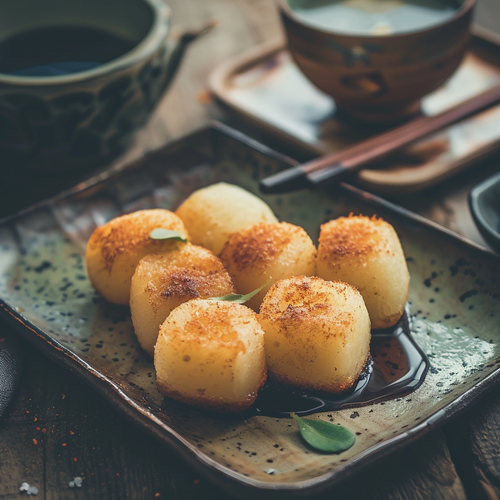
left=259, top=167, right=307, bottom=194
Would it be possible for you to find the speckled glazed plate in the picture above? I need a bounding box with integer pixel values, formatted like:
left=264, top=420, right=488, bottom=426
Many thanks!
left=0, top=123, right=499, bottom=498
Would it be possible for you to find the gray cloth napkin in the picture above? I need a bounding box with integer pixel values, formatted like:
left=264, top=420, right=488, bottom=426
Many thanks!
left=0, top=325, right=23, bottom=416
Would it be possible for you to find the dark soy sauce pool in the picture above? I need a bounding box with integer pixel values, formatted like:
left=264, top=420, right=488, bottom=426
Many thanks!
left=251, top=312, right=429, bottom=417
left=0, top=27, right=136, bottom=77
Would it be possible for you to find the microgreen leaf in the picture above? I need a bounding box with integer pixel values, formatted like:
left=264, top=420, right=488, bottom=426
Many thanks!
left=207, top=278, right=272, bottom=304
left=291, top=413, right=356, bottom=453
left=149, top=228, right=187, bottom=242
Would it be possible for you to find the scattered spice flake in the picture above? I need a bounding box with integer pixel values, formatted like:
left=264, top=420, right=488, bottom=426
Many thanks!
left=73, top=457, right=78, bottom=462
left=32, top=439, right=38, bottom=445
left=62, top=443, right=67, bottom=447
left=33, top=418, right=37, bottom=422
left=197, top=89, right=213, bottom=104
left=155, top=493, right=160, bottom=498
left=42, top=429, right=47, bottom=434
left=36, top=427, right=40, bottom=431
left=61, top=394, right=66, bottom=400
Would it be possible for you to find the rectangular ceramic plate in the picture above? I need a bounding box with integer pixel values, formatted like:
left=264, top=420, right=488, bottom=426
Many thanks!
left=0, top=123, right=499, bottom=498
left=209, top=28, right=500, bottom=194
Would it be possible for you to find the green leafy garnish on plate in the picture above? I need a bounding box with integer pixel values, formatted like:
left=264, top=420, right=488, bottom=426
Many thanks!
left=291, top=413, right=356, bottom=453
left=149, top=228, right=187, bottom=242
left=207, top=278, right=272, bottom=304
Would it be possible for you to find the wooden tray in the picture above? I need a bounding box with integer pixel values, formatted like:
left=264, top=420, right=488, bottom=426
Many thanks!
left=210, top=27, right=500, bottom=194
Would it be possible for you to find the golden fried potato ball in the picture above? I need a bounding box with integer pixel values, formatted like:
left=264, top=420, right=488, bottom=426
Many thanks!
left=85, top=209, right=188, bottom=305
left=174, top=182, right=277, bottom=255
left=130, top=245, right=235, bottom=356
left=155, top=300, right=267, bottom=412
left=317, top=215, right=409, bottom=329
left=259, top=276, right=371, bottom=393
left=219, top=222, right=316, bottom=311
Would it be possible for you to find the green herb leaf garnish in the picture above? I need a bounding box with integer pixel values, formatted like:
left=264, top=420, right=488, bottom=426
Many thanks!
left=149, top=228, right=187, bottom=242
left=207, top=278, right=272, bottom=304
left=291, top=413, right=356, bottom=453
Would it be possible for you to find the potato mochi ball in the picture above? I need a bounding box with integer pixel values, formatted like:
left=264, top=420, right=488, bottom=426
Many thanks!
left=259, top=276, right=371, bottom=393
left=130, top=244, right=235, bottom=356
left=155, top=300, right=267, bottom=413
left=316, top=215, right=410, bottom=329
left=220, top=222, right=316, bottom=311
left=174, top=182, right=278, bottom=255
left=86, top=209, right=188, bottom=305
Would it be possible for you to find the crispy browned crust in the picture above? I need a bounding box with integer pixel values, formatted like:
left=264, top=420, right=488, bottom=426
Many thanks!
left=220, top=222, right=308, bottom=272
left=156, top=367, right=267, bottom=413
left=267, top=355, right=369, bottom=394
left=87, top=209, right=187, bottom=272
left=260, top=276, right=363, bottom=344
left=137, top=246, right=236, bottom=315
left=318, top=214, right=395, bottom=264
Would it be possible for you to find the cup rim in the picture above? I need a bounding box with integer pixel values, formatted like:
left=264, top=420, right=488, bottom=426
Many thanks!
left=0, top=0, right=170, bottom=86
left=276, top=0, right=476, bottom=39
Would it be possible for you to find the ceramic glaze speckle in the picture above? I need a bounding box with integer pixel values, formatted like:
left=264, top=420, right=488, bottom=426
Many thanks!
left=0, top=128, right=499, bottom=495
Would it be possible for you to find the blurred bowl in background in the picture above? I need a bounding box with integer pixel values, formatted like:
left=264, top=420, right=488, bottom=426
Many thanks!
left=277, top=0, right=476, bottom=123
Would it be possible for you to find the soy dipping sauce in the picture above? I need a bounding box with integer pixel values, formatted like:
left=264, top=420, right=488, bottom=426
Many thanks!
left=162, top=312, right=428, bottom=419
left=251, top=312, right=428, bottom=417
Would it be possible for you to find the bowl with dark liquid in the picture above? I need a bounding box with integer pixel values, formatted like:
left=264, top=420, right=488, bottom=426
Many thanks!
left=0, top=0, right=205, bottom=171
left=277, top=0, right=476, bottom=123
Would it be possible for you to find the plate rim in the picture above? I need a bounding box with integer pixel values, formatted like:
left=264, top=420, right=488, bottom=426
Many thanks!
left=1, top=121, right=500, bottom=497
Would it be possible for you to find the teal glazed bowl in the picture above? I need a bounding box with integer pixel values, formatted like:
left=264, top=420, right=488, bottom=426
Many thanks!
left=0, top=0, right=202, bottom=171
left=469, top=171, right=500, bottom=253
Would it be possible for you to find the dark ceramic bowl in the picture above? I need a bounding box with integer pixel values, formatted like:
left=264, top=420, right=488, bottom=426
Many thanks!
left=0, top=0, right=200, bottom=171
left=277, top=0, right=476, bottom=123
left=469, top=170, right=500, bottom=253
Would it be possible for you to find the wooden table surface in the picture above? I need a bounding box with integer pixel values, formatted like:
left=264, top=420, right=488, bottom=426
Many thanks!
left=1, top=1, right=500, bottom=498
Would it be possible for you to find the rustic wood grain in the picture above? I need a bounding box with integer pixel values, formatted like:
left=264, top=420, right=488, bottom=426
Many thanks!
left=444, top=386, right=500, bottom=500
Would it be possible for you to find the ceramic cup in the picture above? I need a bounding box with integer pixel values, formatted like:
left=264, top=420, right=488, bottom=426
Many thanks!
left=277, top=0, right=476, bottom=123
left=0, top=0, right=203, bottom=171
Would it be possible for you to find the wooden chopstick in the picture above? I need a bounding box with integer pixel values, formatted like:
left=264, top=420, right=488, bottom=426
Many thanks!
left=259, top=84, right=500, bottom=194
